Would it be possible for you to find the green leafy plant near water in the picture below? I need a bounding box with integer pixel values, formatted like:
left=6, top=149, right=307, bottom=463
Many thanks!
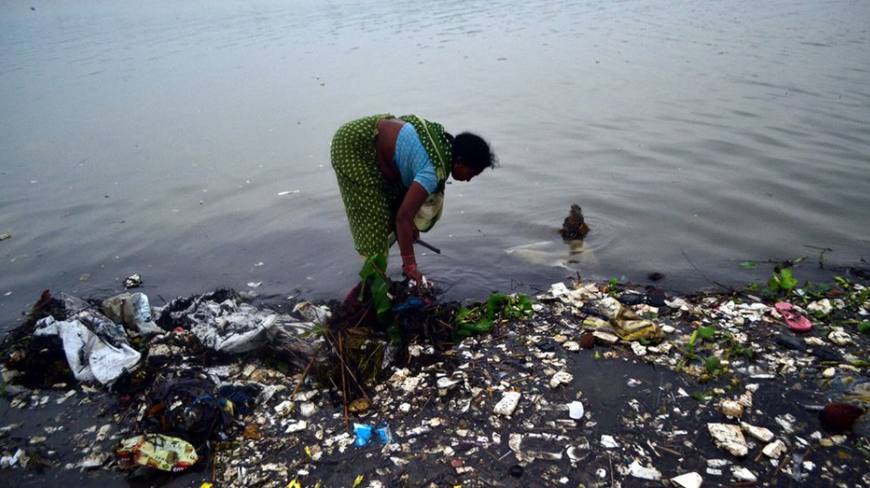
left=677, top=324, right=742, bottom=382
left=767, top=267, right=799, bottom=295
left=359, top=254, right=392, bottom=323
left=455, top=292, right=533, bottom=337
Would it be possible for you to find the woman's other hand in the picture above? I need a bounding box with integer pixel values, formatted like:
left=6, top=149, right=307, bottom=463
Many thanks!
left=402, top=262, right=423, bottom=282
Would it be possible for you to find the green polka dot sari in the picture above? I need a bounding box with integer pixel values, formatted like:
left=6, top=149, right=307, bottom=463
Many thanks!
left=330, top=114, right=453, bottom=258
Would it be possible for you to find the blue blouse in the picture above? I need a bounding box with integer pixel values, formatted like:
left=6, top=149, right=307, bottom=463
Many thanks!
left=393, top=123, right=438, bottom=194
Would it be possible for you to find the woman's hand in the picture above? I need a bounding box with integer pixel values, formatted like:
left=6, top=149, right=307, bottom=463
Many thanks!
left=402, top=262, right=427, bottom=287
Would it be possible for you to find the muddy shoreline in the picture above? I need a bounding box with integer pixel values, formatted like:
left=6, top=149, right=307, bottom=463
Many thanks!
left=1, top=275, right=868, bottom=487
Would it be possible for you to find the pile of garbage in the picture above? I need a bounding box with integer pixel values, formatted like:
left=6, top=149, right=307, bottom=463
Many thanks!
left=1, top=273, right=868, bottom=486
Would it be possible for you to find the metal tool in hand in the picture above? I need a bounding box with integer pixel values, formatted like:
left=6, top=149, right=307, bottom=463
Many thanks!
left=414, top=238, right=441, bottom=254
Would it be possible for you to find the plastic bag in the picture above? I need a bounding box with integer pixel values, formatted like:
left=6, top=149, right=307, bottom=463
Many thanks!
left=117, top=434, right=198, bottom=472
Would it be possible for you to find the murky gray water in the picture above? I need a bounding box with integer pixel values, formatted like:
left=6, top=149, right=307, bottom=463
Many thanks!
left=2, top=0, right=869, bottom=329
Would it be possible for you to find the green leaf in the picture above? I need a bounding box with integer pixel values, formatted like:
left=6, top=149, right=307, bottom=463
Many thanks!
left=688, top=330, right=699, bottom=348
left=779, top=268, right=799, bottom=290
left=690, top=391, right=710, bottom=402
left=768, top=267, right=799, bottom=294
left=859, top=321, right=870, bottom=334
left=704, top=356, right=721, bottom=373
left=359, top=254, right=392, bottom=323
left=697, top=326, right=716, bottom=340
left=739, top=261, right=757, bottom=269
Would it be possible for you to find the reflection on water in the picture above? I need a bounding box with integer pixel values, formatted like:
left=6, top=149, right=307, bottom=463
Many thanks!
left=1, top=0, right=869, bottom=327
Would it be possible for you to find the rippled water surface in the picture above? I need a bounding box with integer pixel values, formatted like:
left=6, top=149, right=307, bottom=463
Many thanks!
left=2, top=0, right=869, bottom=328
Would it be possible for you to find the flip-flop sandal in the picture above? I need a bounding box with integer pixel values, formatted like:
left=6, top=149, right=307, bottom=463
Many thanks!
left=774, top=301, right=813, bottom=332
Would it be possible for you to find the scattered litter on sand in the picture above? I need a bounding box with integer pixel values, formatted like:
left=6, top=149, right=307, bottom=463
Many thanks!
left=1, top=274, right=868, bottom=486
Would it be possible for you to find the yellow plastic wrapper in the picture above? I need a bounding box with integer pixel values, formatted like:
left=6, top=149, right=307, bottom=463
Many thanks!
left=117, top=434, right=198, bottom=472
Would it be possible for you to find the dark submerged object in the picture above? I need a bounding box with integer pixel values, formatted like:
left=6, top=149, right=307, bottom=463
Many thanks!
left=820, top=403, right=865, bottom=433
left=560, top=204, right=590, bottom=240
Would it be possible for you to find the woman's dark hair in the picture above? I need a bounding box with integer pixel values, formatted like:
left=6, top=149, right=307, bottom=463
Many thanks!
left=448, top=132, right=496, bottom=173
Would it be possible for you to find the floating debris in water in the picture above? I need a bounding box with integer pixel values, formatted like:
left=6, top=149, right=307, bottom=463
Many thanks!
left=124, top=273, right=142, bottom=289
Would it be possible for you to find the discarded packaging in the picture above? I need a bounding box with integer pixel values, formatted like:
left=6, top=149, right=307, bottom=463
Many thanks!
left=707, top=423, right=748, bottom=457
left=568, top=401, right=585, bottom=420
left=124, top=274, right=143, bottom=289
left=34, top=315, right=140, bottom=385
left=731, top=466, right=757, bottom=482
left=101, top=292, right=162, bottom=336
left=762, top=439, right=786, bottom=459
left=628, top=460, right=662, bottom=481
left=494, top=391, right=521, bottom=416
left=671, top=472, right=703, bottom=488
left=116, top=434, right=198, bottom=472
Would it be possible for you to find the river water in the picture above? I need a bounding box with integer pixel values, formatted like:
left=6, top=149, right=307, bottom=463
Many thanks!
left=2, top=0, right=869, bottom=331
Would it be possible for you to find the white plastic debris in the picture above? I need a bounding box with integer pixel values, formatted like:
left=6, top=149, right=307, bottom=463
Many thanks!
left=807, top=299, right=832, bottom=316
left=292, top=301, right=332, bottom=324
left=34, top=315, right=141, bottom=385
left=285, top=420, right=307, bottom=433
left=568, top=401, right=585, bottom=420
left=300, top=402, right=317, bottom=417
left=548, top=282, right=570, bottom=298
left=124, top=273, right=142, bottom=289
left=509, top=432, right=565, bottom=461
left=436, top=377, right=461, bottom=390
left=95, top=424, right=111, bottom=442
left=630, top=342, right=647, bottom=356
left=827, top=328, right=852, bottom=346
left=165, top=294, right=316, bottom=355
left=762, top=439, right=786, bottom=459
left=628, top=460, right=661, bottom=481
left=671, top=471, right=703, bottom=488
left=731, top=466, right=757, bottom=482
left=549, top=371, right=573, bottom=388
left=592, top=331, right=619, bottom=344
left=775, top=414, right=796, bottom=433
left=101, top=293, right=163, bottom=336
left=274, top=400, right=293, bottom=416
left=740, top=422, right=774, bottom=442
left=494, top=391, right=521, bottom=416
left=78, top=453, right=107, bottom=469
left=0, top=448, right=27, bottom=468
left=600, top=435, right=620, bottom=449
left=598, top=297, right=623, bottom=319
left=719, top=400, right=744, bottom=419
left=737, top=390, right=753, bottom=408
left=707, top=423, right=748, bottom=457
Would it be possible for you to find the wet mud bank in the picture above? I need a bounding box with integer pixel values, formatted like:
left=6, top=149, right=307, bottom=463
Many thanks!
left=1, top=275, right=868, bottom=487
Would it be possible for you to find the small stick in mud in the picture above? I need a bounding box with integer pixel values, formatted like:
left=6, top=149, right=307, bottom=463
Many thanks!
left=608, top=452, right=615, bottom=487
left=290, top=357, right=316, bottom=401
left=339, top=334, right=349, bottom=428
